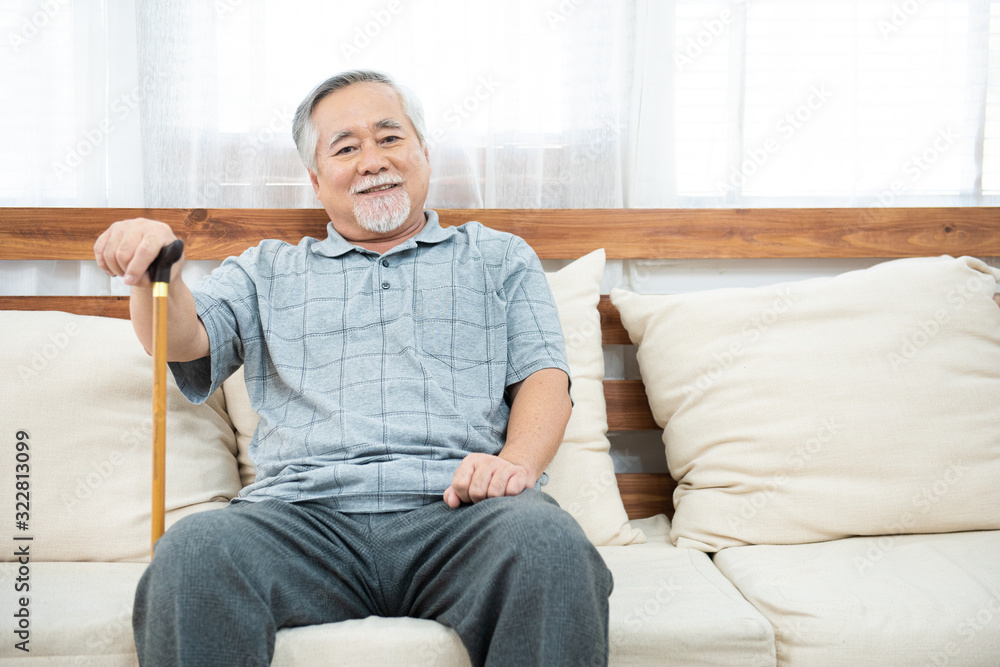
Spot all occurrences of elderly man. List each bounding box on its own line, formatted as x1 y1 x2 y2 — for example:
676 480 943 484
94 70 613 667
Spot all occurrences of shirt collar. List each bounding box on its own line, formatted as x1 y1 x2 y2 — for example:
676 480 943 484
311 210 454 258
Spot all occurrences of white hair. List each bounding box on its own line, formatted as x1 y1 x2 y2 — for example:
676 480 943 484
292 70 427 172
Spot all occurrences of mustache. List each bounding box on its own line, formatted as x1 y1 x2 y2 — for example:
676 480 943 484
350 173 404 194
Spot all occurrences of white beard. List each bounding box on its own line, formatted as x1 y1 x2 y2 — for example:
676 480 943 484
352 176 411 234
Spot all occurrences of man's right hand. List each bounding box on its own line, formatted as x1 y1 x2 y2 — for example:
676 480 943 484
94 218 183 288
93 218 209 361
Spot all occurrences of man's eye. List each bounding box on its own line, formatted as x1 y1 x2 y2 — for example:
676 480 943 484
382 135 401 144
336 146 355 155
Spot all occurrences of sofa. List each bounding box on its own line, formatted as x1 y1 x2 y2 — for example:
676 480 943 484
1 207 999 666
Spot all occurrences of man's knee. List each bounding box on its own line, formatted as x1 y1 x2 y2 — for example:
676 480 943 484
496 490 584 539
485 491 606 574
156 508 227 552
145 507 252 586
468 491 613 620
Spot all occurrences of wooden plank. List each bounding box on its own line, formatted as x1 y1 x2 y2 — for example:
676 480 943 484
454 208 1000 258
605 379 658 431
598 295 630 345
616 473 675 520
0 208 330 261
0 296 131 319
3 207 1000 260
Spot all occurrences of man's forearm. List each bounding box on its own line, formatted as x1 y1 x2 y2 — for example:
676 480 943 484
499 367 573 484
129 278 211 362
443 367 572 508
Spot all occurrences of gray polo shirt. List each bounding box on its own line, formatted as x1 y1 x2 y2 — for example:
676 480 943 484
169 210 569 512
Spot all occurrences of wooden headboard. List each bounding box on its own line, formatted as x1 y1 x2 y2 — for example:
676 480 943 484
2 207 999 520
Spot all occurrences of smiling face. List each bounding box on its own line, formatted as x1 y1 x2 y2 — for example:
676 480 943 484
308 82 431 244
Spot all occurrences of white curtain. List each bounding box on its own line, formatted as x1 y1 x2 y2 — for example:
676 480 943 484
4 0 1000 287
5 0 1000 298
8 0 998 211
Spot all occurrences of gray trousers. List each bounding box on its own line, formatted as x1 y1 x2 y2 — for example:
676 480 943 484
132 489 613 667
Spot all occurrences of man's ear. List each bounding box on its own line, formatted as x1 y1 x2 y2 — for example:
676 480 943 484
307 167 321 196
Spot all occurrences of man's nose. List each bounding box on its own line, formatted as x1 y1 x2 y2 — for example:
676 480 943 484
357 142 390 174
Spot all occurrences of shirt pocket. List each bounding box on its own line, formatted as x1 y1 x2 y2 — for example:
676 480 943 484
415 285 505 369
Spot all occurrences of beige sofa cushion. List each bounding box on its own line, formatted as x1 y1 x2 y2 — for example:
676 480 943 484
0 517 773 667
0 311 242 562
270 517 774 667
714 530 1000 666
221 365 259 489
543 249 643 545
598 516 776 667
272 617 470 667
224 249 644 546
0 562 146 663
611 256 1000 551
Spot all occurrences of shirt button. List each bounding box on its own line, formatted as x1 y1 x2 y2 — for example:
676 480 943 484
381 259 389 267
381 281 390 289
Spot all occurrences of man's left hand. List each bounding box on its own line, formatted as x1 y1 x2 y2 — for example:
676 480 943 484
443 453 536 508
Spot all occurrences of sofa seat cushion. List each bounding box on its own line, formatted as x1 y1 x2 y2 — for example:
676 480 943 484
713 530 1000 666
272 617 470 667
598 515 776 667
3 519 775 667
271 516 776 667
0 561 146 664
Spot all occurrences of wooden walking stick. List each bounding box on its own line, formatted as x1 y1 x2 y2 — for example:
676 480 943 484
147 239 185 558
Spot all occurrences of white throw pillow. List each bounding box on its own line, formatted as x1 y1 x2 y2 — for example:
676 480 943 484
543 249 644 545
0 311 242 562
223 249 644 546
223 365 261 489
611 256 1000 551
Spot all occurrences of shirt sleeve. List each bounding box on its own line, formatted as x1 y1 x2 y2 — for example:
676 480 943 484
501 237 571 388
168 247 262 404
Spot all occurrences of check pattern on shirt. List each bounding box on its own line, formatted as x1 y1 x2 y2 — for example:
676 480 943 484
169 211 569 512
